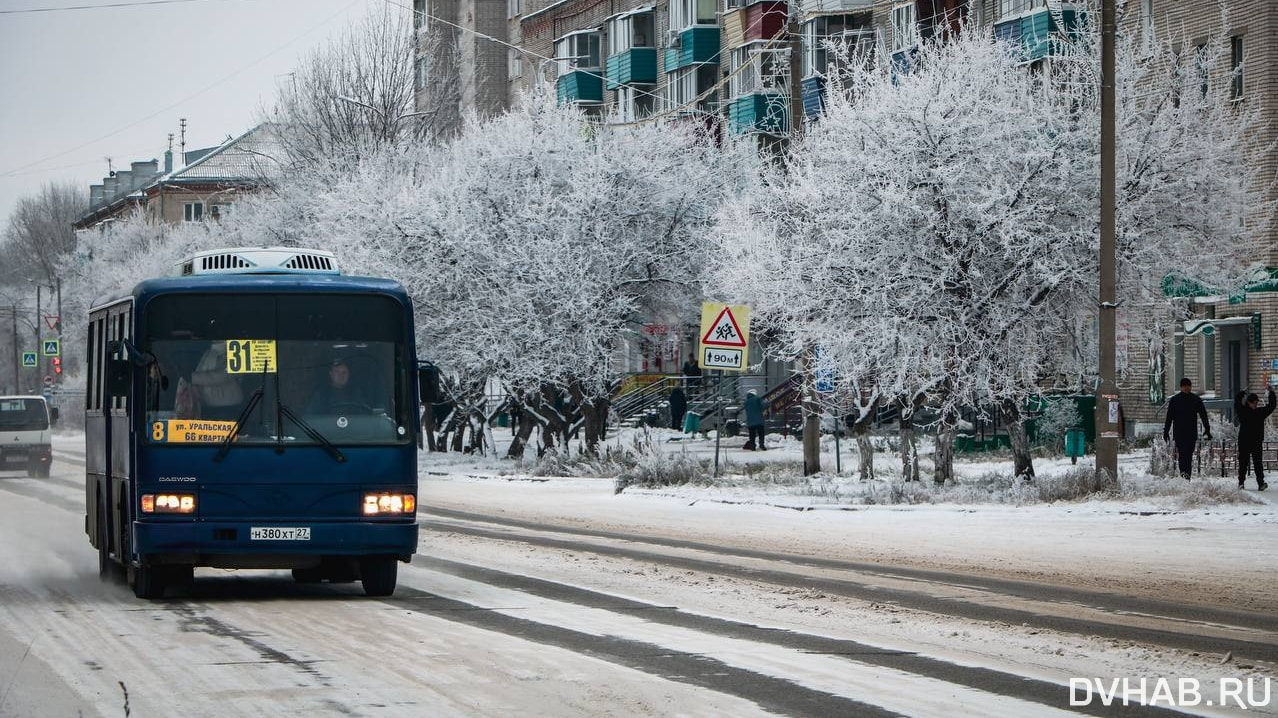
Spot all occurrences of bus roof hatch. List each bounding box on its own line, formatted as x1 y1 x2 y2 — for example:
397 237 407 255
177 247 340 277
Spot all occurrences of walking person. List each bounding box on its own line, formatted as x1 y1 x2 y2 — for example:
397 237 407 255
1234 387 1274 490
742 389 766 450
669 386 687 431
1163 378 1212 480
682 354 702 390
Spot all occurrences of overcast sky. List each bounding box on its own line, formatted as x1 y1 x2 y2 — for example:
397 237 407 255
0 0 383 228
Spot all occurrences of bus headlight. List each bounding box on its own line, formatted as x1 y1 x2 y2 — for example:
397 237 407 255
363 493 415 515
142 494 196 514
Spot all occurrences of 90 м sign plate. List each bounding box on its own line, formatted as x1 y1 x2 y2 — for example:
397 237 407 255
250 527 311 541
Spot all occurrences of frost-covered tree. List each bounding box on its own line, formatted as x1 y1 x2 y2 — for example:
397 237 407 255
294 96 753 456
262 6 453 173
710 12 1265 484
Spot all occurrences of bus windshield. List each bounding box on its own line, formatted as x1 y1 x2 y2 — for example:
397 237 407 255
0 398 48 431
142 294 411 447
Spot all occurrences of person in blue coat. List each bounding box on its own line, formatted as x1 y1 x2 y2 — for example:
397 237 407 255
743 389 766 450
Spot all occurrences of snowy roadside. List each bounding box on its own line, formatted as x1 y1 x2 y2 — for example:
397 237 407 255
419 427 1278 615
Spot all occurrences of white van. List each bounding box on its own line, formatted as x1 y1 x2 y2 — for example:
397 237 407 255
0 395 55 477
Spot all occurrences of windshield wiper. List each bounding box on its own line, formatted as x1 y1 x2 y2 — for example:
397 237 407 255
278 402 346 463
213 388 263 463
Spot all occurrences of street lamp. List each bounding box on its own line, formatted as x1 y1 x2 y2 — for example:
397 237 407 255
334 95 433 124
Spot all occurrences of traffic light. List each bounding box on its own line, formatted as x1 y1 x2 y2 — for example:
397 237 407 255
52 357 62 375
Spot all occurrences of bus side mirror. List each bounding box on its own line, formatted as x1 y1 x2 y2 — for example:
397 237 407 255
418 363 440 404
48 407 59 426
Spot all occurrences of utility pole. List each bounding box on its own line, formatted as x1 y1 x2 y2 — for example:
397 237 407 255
1095 0 1119 487
35 285 42 384
55 277 62 386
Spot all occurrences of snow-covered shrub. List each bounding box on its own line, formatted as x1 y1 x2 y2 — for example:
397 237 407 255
1118 475 1260 508
614 445 710 493
1032 468 1111 502
1035 401 1081 453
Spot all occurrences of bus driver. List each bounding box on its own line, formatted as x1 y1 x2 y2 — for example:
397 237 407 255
308 356 375 414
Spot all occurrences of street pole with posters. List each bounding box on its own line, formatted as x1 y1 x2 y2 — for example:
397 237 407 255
1095 0 1120 487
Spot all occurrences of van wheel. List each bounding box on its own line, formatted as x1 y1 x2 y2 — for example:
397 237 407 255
359 557 397 597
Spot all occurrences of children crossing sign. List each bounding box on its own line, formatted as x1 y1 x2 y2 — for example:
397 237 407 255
698 303 750 371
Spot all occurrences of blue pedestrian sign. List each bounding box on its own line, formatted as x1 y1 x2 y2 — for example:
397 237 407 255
42 339 60 357
21 352 36 367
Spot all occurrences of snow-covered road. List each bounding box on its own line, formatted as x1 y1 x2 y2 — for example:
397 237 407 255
0 434 1274 717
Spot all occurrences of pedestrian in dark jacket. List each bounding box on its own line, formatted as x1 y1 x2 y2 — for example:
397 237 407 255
1234 387 1274 490
669 386 687 431
743 389 766 450
1163 378 1211 480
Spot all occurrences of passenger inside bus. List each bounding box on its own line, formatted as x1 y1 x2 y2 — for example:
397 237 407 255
307 356 376 414
183 342 244 421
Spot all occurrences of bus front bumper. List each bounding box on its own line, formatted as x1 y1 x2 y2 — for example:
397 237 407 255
133 520 419 564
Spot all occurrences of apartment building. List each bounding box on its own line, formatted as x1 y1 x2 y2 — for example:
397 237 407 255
416 0 1278 435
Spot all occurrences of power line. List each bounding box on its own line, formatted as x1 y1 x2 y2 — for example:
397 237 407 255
0 0 248 14
0 0 364 179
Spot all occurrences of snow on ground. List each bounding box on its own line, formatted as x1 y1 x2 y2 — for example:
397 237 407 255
420 425 1278 615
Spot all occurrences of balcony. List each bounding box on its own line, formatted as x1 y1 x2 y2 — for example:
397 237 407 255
993 4 1081 61
721 1 787 48
606 48 658 89
556 70 603 105
663 27 721 71
797 0 871 15
800 75 825 119
728 93 788 135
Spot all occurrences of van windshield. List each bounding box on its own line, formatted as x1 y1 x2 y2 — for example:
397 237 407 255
0 398 49 431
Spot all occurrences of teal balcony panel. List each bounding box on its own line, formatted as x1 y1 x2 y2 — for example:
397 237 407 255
605 48 658 90
556 70 603 105
664 27 722 72
728 93 788 135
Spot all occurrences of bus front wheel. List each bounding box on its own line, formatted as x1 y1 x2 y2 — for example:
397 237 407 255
129 561 167 599
359 556 397 597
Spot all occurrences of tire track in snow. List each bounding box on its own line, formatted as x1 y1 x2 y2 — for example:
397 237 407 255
396 557 1183 718
422 509 1278 666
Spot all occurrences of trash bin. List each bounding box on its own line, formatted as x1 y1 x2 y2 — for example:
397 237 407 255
724 419 740 437
1065 427 1086 464
496 413 509 428
683 411 701 434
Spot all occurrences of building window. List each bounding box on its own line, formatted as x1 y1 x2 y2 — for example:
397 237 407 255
1230 35 1244 101
507 0 521 18
1140 0 1154 53
671 0 717 32
508 48 523 79
413 0 427 31
1195 43 1210 100
607 10 654 56
892 3 916 53
183 202 204 223
613 85 658 122
997 0 1045 18
555 31 601 76
209 203 229 220
802 15 874 78
416 56 429 90
1173 332 1185 391
665 64 718 113
730 43 787 98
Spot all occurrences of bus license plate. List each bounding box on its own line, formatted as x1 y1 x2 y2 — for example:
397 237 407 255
250 527 311 541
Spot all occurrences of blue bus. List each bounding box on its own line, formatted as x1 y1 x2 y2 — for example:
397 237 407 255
85 248 421 599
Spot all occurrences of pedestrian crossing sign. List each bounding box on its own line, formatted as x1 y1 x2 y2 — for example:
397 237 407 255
698 303 751 372
42 339 60 357
21 352 36 367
